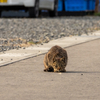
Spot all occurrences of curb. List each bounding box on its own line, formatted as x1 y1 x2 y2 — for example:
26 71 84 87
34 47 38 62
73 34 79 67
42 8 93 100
0 31 100 67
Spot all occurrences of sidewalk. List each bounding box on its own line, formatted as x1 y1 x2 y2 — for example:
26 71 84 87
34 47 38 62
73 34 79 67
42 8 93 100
0 36 100 100
0 30 100 67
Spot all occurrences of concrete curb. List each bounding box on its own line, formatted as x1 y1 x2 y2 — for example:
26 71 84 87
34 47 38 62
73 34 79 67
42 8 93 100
0 30 100 67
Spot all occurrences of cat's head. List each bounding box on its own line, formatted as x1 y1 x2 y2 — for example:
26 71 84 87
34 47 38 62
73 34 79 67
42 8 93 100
53 54 66 72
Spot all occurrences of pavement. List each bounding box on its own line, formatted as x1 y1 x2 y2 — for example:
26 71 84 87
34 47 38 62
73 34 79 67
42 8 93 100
0 34 100 100
0 30 100 67
0 31 100 100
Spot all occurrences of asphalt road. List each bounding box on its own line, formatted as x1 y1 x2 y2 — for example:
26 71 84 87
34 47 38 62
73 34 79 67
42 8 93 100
0 39 100 100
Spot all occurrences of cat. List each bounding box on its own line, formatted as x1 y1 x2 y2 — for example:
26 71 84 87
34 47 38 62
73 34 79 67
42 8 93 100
43 45 68 72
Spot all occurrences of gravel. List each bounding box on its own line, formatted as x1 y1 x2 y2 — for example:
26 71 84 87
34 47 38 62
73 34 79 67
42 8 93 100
0 16 100 52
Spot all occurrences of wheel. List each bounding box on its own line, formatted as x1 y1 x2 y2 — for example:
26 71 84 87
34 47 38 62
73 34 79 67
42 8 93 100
29 0 39 18
39 10 42 17
49 0 58 17
0 11 1 17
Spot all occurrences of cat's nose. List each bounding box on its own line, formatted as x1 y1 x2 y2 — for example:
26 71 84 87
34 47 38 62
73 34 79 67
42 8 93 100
57 58 60 61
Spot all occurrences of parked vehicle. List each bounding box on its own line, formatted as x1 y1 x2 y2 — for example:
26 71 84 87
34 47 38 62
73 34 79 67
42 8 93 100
39 0 58 17
0 0 58 17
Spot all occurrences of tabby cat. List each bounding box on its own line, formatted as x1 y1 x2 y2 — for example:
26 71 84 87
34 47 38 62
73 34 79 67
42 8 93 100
43 45 68 72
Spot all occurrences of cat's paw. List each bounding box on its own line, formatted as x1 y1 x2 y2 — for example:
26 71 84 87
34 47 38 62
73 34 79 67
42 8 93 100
60 69 66 72
44 67 54 72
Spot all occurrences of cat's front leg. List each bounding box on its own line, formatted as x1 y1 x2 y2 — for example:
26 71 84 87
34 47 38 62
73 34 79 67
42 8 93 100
60 68 66 72
44 67 54 72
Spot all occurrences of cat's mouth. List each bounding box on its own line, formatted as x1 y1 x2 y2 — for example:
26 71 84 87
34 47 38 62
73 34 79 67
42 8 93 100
54 67 66 72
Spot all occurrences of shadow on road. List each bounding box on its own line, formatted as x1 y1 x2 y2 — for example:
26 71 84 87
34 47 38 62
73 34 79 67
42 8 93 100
66 71 100 73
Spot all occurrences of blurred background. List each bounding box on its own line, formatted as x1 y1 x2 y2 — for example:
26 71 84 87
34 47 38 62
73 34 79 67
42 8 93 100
0 0 100 52
0 0 100 17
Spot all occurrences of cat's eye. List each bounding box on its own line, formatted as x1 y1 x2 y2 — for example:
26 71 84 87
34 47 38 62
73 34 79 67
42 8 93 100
53 60 56 62
62 58 64 61
61 58 65 62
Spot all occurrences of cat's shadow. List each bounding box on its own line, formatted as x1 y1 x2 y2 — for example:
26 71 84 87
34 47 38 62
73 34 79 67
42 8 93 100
43 71 100 74
64 71 100 74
